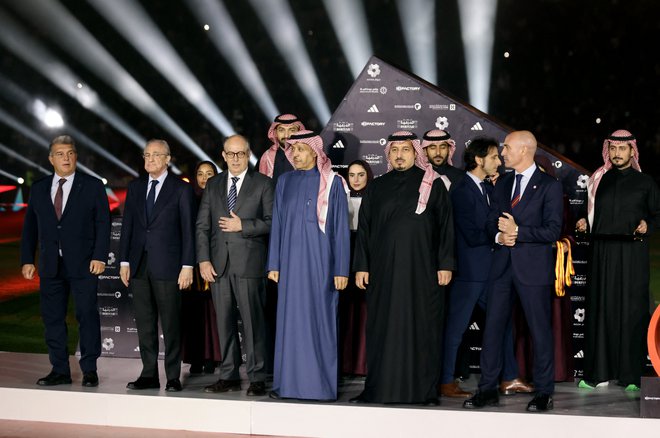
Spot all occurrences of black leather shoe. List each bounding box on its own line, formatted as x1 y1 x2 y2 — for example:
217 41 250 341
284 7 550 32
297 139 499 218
204 379 241 393
424 397 440 406
82 371 99 387
246 381 266 396
463 390 499 409
268 390 281 399
37 371 72 386
527 393 553 412
189 364 204 374
166 378 183 392
348 395 367 404
126 377 160 390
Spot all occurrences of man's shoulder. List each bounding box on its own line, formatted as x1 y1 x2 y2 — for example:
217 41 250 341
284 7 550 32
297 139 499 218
32 174 53 187
247 169 274 186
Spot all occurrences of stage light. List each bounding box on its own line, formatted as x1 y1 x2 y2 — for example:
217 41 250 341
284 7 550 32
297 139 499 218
396 0 436 84
17 177 25 185
0 143 50 176
596 118 601 124
88 0 235 137
33 100 65 129
203 24 210 31
320 0 373 78
101 178 108 185
504 52 510 58
247 0 332 123
8 1 214 166
457 0 498 112
185 0 279 120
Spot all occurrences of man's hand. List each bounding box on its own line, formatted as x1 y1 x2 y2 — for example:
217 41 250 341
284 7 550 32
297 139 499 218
576 218 588 233
22 264 36 280
120 265 130 287
635 219 648 234
199 261 217 283
498 232 517 247
334 276 348 291
219 211 242 232
268 271 279 283
89 260 105 276
498 212 518 235
437 270 452 286
489 172 500 185
178 266 194 290
355 271 369 290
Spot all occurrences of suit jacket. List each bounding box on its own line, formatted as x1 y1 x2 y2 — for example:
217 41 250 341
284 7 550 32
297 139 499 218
486 167 563 286
119 173 196 281
196 169 274 278
20 171 110 278
450 174 493 282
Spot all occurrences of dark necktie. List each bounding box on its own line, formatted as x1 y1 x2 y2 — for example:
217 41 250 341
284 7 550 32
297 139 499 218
54 178 66 220
479 181 490 206
227 176 239 212
146 180 158 221
511 174 523 208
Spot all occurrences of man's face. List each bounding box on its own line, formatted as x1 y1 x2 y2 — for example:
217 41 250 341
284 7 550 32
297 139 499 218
481 146 502 177
501 134 525 170
608 142 633 169
292 142 317 170
425 142 450 166
48 143 77 177
388 140 416 171
143 142 171 177
276 123 300 148
222 138 250 176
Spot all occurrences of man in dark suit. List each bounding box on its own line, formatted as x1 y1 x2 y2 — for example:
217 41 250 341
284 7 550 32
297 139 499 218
119 139 196 392
21 135 110 387
464 130 562 412
197 134 274 397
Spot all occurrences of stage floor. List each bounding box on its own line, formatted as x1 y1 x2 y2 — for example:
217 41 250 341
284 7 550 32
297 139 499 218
0 352 656 437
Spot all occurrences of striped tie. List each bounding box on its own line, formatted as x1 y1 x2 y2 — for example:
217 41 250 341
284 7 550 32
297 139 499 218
511 174 523 208
227 176 239 212
54 177 66 220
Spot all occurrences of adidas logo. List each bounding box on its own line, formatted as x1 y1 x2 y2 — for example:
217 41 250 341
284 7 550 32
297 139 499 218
333 140 345 149
469 322 480 330
471 122 483 131
574 350 584 358
368 104 379 113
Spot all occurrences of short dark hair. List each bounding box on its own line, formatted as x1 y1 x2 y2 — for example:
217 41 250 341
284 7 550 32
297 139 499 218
463 137 498 171
49 135 76 153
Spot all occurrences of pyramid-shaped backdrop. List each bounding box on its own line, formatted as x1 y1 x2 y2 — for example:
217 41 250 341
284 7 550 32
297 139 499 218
320 56 600 378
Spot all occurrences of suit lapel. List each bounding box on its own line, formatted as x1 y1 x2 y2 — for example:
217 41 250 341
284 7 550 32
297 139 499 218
501 172 515 213
234 171 252 213
218 173 229 214
467 177 489 210
513 168 542 216
148 174 173 223
60 172 83 221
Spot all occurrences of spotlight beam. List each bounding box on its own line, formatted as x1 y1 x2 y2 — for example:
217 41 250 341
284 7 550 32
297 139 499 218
0 142 50 175
88 0 235 136
320 0 373 78
457 0 498 112
8 0 214 165
0 168 22 183
0 107 103 180
248 0 332 123
395 0 436 84
65 127 139 178
184 0 279 120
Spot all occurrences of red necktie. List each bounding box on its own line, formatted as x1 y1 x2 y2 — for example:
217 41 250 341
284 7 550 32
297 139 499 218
54 178 66 220
511 174 523 209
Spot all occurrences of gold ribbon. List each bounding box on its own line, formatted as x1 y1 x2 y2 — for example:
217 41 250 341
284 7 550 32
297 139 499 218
554 238 575 297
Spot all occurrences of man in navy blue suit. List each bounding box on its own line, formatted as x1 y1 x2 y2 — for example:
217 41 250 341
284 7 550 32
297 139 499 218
464 131 562 412
21 135 110 387
119 139 196 392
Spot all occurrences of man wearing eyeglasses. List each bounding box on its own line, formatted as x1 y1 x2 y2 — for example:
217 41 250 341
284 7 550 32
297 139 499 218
21 135 110 388
196 134 274 397
119 139 196 392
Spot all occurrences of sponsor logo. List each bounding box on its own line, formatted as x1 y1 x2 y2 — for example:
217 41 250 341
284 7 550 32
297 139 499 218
572 274 586 286
359 139 381 144
111 231 121 239
429 104 450 110
380 86 387 94
465 140 472 147
367 104 379 113
396 85 421 92
333 140 345 149
397 119 418 130
107 252 116 266
111 221 122 227
435 116 449 130
573 332 584 339
577 174 589 189
332 164 348 169
115 291 122 298
394 104 416 110
359 87 380 94
471 122 484 131
367 63 381 78
98 275 120 280
102 338 115 351
469 346 482 351
574 308 585 322
134 346 140 352
363 154 384 165
469 322 480 330
361 121 386 127
569 199 585 205
115 326 121 332
554 160 563 168
100 326 117 332
574 350 584 358
379 138 387 146
414 103 421 111
570 295 586 302
450 104 456 111
126 327 138 333
333 121 354 132
99 306 119 317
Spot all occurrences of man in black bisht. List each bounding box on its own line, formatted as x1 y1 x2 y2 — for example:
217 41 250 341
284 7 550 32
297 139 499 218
422 129 464 188
351 131 455 405
576 129 660 391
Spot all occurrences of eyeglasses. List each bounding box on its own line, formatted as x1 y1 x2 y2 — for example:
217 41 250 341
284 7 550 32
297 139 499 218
224 151 247 159
51 150 76 159
142 152 170 160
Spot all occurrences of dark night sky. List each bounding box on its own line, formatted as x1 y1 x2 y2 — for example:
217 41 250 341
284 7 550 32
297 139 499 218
0 0 658 187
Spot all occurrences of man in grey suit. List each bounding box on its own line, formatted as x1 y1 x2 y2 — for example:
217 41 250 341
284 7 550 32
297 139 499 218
197 134 274 396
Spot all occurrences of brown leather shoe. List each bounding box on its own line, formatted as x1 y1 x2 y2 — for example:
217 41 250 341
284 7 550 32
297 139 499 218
499 378 534 395
440 382 473 398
